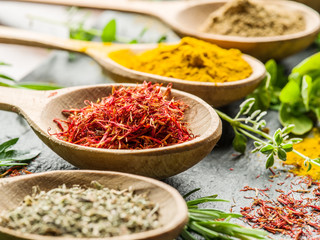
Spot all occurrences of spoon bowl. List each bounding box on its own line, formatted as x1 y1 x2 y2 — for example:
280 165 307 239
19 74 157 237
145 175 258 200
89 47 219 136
0 84 222 179
0 25 266 107
7 0 320 61
0 170 188 240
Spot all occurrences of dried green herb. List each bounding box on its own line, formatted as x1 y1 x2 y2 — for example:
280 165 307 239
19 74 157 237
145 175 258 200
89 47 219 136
0 181 160 237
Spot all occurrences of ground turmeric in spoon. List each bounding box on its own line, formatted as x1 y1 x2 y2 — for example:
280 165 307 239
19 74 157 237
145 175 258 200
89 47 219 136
109 37 252 83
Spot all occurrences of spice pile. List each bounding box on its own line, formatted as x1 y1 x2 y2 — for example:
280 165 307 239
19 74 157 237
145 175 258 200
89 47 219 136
0 181 160 237
285 128 320 180
240 176 320 239
201 0 305 37
53 82 195 149
109 37 252 83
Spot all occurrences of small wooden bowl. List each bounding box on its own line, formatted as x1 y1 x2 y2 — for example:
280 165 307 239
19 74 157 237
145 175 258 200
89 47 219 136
0 170 188 240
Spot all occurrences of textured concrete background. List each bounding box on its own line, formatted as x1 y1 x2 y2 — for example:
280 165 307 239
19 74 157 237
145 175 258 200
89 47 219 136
0 2 319 239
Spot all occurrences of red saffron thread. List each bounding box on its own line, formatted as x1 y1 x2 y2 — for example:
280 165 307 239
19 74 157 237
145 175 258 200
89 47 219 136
52 82 195 149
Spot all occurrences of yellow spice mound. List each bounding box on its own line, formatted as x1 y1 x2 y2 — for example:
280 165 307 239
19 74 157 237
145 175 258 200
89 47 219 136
109 37 252 83
285 128 320 180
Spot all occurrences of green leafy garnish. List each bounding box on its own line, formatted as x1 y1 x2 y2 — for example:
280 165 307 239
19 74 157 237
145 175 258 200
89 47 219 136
101 19 116 42
180 189 269 240
216 98 320 170
0 138 40 167
248 53 320 135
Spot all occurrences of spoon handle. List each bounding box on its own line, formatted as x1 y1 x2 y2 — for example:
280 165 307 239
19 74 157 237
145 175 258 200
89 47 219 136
4 0 185 19
0 26 89 53
0 86 47 115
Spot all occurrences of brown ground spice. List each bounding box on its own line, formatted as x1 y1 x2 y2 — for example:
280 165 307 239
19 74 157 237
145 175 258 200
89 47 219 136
201 0 305 37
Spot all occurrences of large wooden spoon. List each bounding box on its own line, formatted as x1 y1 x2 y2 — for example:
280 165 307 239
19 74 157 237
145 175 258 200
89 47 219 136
0 25 266 107
0 83 222 179
5 0 320 60
0 170 188 240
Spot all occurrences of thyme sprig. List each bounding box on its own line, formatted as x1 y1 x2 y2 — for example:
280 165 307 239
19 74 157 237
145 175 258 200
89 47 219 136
216 98 320 170
180 189 269 240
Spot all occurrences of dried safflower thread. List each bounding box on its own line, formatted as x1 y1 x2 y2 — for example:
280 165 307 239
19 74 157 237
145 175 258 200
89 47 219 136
0 182 160 237
52 82 195 149
240 177 320 239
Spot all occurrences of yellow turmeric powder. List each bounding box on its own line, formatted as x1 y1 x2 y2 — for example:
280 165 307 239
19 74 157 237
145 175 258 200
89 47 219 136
285 128 320 180
109 37 252 83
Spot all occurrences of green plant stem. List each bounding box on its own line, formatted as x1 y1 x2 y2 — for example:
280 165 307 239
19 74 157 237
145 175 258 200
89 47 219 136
237 128 265 144
216 109 272 140
292 149 310 161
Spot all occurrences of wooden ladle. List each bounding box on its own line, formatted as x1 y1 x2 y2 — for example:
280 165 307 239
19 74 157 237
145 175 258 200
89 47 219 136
0 170 188 240
0 83 222 179
0 25 266 107
5 0 320 60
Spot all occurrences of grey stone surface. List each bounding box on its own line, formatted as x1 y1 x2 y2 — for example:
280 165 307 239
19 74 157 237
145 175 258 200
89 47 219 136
1 7 319 239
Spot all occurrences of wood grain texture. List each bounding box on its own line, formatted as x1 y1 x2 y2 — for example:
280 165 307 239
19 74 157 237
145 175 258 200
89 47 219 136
0 170 188 240
0 25 266 107
0 84 222 179
4 0 320 61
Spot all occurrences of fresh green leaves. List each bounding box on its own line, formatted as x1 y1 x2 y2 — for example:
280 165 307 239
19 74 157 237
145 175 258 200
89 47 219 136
180 189 269 240
250 54 320 135
216 98 319 170
0 138 40 167
101 19 116 42
278 53 320 135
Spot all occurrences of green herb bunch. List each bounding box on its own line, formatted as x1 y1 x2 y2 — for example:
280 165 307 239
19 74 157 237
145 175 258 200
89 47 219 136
180 189 269 240
0 138 40 168
216 98 320 170
248 53 320 135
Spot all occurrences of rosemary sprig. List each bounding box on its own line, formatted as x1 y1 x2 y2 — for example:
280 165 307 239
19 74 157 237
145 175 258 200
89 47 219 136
216 98 320 170
180 189 269 240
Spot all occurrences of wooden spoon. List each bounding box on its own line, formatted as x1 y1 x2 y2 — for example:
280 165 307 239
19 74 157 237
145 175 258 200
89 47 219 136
6 0 320 61
0 25 266 107
0 83 222 179
0 170 188 240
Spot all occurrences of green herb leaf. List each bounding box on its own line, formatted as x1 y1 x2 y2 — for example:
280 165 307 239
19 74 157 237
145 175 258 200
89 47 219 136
260 144 273 155
0 138 40 167
16 82 62 90
301 75 312 111
279 80 301 104
279 104 313 135
277 148 287 161
265 154 274 169
238 98 255 116
292 52 320 75
101 19 116 42
157 35 167 43
281 143 293 152
0 138 19 153
232 130 247 154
